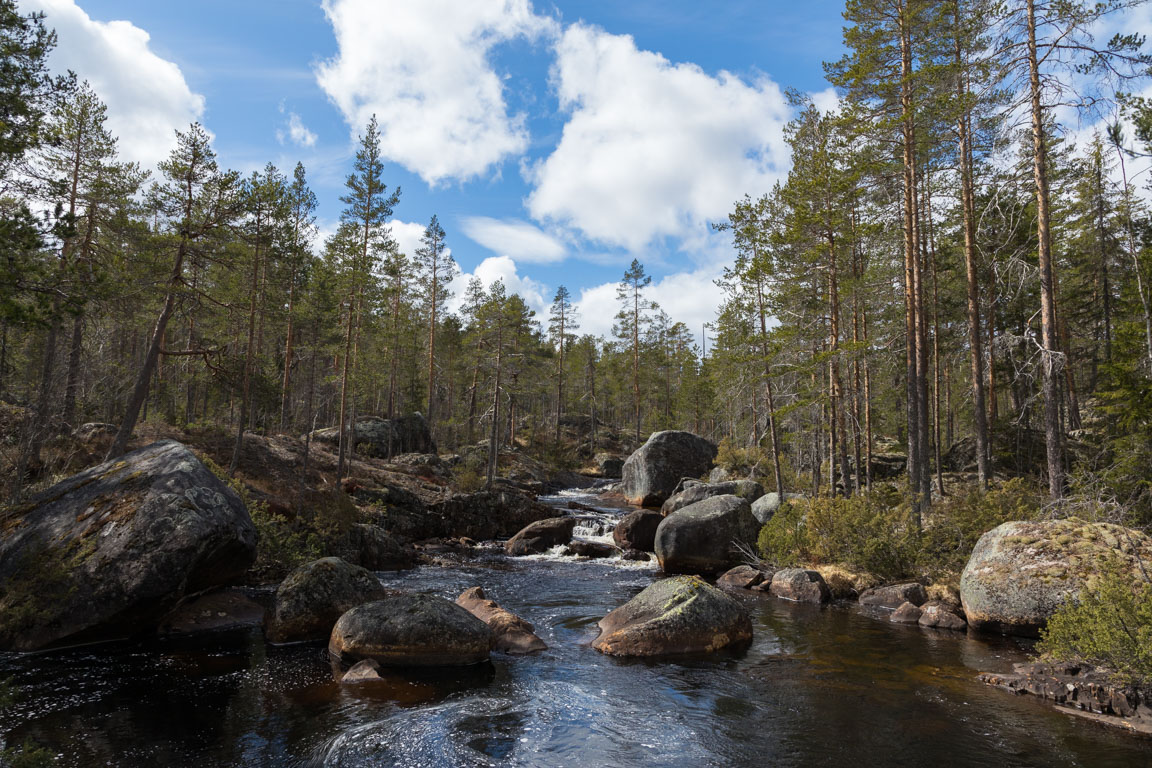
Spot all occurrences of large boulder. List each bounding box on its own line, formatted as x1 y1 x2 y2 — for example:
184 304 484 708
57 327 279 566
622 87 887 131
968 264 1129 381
0 440 257 652
311 413 436 458
593 575 752 656
505 517 576 556
769 568 831 603
338 524 415 571
612 509 663 552
328 594 492 667
654 495 759 575
750 492 805 525
265 557 388 644
620 431 718 507
960 519 1152 636
456 586 546 654
660 480 766 516
594 453 624 479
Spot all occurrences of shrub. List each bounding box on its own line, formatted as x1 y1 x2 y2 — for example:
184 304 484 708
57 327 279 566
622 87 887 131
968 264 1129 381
757 486 918 580
919 478 1044 578
1037 568 1152 686
0 740 53 768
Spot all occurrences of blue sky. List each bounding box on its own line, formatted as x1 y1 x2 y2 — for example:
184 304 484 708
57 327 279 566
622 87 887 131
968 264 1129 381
22 0 848 337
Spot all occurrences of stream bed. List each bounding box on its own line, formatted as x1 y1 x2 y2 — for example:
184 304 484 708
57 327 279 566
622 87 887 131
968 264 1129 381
2 489 1150 766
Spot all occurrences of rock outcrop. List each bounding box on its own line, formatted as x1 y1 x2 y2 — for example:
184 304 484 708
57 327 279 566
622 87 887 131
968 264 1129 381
980 662 1152 733
312 413 436 458
620 431 717 507
595 453 624 479
660 480 766 516
0 440 257 651
612 509 663 552
504 517 576 555
265 557 388 644
769 568 831 604
366 487 555 542
328 594 492 667
960 519 1152 636
456 586 546 654
654 495 759 575
593 575 752 656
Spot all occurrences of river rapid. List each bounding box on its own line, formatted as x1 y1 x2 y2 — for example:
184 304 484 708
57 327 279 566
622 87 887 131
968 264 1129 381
1 489 1149 767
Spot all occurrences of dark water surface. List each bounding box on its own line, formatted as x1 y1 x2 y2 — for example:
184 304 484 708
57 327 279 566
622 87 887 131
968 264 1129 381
2 490 1150 767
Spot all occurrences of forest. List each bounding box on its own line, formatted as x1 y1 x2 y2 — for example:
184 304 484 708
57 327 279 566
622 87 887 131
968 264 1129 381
2 0 1152 761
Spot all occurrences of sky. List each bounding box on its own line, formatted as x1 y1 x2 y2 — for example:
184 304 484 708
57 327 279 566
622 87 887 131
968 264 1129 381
18 0 852 339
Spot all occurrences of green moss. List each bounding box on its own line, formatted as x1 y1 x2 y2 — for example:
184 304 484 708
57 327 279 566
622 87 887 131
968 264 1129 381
0 538 90 639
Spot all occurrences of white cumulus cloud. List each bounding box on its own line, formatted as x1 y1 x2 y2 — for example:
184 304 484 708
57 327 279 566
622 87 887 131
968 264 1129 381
461 216 566 263
278 111 317 148
447 255 549 319
20 0 206 169
317 0 555 185
526 23 792 252
574 263 728 340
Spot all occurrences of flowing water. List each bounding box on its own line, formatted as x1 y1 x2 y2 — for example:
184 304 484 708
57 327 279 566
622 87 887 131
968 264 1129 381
2 489 1150 767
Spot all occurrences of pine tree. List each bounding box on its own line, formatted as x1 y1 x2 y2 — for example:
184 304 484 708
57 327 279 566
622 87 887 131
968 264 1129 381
549 285 579 440
414 214 456 433
615 259 652 442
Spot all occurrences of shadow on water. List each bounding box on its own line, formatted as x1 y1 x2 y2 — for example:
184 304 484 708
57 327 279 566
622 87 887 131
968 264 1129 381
2 490 1150 766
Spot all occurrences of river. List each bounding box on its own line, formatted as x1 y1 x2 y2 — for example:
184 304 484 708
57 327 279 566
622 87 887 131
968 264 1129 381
1 489 1149 766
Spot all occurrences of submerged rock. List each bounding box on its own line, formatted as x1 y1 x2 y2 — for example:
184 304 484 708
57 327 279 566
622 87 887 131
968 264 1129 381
859 583 928 610
505 517 576 556
0 440 257 652
654 495 759 575
341 658 383 683
769 569 831 604
329 594 492 667
265 557 388 644
456 586 547 654
612 509 663 552
620 431 718 507
660 480 766 516
159 589 265 636
960 519 1152 636
593 575 752 656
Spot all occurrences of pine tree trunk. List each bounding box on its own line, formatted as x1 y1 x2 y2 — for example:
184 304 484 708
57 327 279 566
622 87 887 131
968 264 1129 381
1027 0 1064 499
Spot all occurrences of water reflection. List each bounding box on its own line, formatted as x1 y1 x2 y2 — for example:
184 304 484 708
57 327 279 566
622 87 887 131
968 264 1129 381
1 491 1150 767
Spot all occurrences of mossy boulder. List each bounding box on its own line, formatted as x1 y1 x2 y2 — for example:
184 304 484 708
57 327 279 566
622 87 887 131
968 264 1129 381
654 495 759 575
660 480 766 516
620 431 718 507
593 575 752 656
265 557 388 644
328 594 492 667
959 519 1152 636
0 440 257 651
